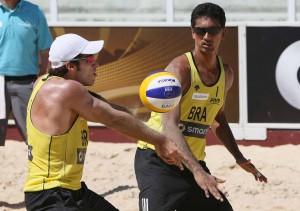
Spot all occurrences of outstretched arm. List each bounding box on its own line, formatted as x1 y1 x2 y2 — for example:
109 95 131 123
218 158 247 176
162 55 225 201
212 111 267 183
213 111 245 162
213 64 267 183
66 82 183 168
161 105 225 201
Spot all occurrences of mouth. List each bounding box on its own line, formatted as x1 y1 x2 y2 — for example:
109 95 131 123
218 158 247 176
201 42 213 51
202 41 212 47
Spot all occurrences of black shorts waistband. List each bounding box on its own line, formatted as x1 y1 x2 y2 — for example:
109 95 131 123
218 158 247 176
5 75 37 81
136 148 209 173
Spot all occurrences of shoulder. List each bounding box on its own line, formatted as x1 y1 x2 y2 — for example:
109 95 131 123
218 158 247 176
222 63 234 91
165 54 190 82
56 79 87 99
223 63 233 77
165 54 191 93
22 1 38 10
166 54 189 71
22 1 44 15
40 78 87 104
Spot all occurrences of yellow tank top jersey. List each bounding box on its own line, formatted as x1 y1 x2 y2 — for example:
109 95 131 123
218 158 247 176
24 75 89 192
137 52 225 160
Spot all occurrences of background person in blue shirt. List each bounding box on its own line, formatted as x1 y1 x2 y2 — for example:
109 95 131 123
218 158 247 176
0 0 52 145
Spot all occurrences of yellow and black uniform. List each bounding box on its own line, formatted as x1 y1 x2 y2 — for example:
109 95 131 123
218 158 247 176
24 75 118 211
138 52 225 160
135 52 233 211
24 75 89 192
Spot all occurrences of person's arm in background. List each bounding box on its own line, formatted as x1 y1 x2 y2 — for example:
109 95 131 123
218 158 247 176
162 55 225 201
38 49 50 76
212 64 267 183
36 5 52 76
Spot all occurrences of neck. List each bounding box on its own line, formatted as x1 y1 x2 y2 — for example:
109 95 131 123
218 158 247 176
193 49 217 71
2 0 20 9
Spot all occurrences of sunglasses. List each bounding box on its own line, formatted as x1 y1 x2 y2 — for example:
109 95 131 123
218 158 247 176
193 27 222 36
69 55 96 65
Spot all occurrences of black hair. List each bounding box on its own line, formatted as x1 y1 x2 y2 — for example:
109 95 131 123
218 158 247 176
191 2 226 28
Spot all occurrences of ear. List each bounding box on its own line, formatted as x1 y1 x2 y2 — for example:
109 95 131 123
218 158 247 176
221 28 225 40
65 62 77 71
191 27 196 40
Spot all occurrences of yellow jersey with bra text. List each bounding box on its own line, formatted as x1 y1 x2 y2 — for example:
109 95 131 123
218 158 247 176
24 75 89 192
137 52 225 160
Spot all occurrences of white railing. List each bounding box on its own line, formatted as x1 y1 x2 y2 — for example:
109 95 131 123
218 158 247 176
30 0 300 24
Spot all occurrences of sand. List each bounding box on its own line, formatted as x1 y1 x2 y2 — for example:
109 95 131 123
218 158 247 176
0 140 299 211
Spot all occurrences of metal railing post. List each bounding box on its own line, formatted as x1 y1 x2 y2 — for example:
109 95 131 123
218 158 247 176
166 0 174 23
49 0 58 22
288 0 296 22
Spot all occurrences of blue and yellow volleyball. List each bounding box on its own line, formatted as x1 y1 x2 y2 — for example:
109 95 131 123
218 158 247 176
139 71 182 113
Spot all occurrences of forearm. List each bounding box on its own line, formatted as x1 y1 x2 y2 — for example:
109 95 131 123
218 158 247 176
164 125 204 173
106 111 165 145
215 122 245 161
39 50 49 76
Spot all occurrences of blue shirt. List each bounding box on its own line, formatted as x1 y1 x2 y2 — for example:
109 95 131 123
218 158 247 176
0 0 53 76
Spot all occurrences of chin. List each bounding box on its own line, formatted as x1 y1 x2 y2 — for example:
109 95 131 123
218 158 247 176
82 80 94 86
200 48 214 54
89 79 96 86
86 82 94 86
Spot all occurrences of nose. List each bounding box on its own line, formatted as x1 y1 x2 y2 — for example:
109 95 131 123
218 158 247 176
203 32 213 42
203 32 211 38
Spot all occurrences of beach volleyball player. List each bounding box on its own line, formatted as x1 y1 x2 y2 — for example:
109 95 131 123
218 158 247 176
23 33 185 211
135 3 267 211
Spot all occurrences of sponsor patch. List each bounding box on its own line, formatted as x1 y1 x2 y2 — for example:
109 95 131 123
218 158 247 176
81 129 88 146
28 145 33 161
77 148 87 164
192 93 209 101
178 121 209 138
209 97 221 104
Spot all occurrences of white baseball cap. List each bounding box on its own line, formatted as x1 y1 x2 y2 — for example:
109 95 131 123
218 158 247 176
49 33 104 68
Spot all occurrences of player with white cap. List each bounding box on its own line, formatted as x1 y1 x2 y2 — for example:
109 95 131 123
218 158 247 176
23 33 184 211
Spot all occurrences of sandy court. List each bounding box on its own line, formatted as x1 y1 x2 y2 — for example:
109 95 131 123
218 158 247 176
0 140 300 211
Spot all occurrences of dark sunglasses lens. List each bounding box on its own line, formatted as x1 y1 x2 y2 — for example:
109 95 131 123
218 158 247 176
194 27 221 36
194 28 206 36
207 27 221 35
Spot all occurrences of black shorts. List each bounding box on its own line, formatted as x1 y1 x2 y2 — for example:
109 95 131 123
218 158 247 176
25 182 119 211
134 148 233 211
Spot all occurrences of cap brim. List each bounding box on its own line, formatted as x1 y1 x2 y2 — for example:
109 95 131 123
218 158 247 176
81 40 104 55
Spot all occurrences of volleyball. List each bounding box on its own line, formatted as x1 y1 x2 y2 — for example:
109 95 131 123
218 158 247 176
139 71 182 113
